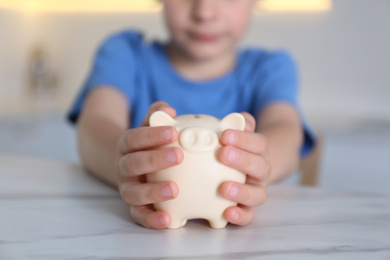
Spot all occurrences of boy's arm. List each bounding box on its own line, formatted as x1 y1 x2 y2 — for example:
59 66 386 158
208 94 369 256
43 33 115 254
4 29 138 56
76 88 183 228
77 86 129 187
257 102 303 183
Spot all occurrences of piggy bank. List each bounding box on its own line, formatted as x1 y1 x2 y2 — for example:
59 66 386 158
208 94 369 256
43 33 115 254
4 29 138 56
148 111 246 229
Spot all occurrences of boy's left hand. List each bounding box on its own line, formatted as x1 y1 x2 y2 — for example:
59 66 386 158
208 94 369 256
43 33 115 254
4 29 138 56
219 112 270 226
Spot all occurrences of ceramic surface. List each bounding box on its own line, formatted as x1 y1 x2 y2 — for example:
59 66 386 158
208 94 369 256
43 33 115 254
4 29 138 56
1 155 389 259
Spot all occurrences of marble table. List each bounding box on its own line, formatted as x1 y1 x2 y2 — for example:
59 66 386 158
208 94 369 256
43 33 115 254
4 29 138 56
1 155 390 259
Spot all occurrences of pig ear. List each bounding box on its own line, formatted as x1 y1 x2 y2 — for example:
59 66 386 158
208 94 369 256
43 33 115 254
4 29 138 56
220 113 245 131
149 111 176 127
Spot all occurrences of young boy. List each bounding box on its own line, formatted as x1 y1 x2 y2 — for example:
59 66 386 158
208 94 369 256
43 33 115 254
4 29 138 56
68 0 314 229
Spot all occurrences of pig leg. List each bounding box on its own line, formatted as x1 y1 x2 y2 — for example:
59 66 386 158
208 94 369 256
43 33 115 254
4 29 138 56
208 219 228 229
168 218 188 229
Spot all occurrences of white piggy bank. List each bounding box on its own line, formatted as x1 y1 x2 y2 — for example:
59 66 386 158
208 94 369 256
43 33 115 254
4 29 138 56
148 111 246 229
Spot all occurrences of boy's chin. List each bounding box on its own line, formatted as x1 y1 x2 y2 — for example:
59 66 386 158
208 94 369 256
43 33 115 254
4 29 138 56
185 47 230 62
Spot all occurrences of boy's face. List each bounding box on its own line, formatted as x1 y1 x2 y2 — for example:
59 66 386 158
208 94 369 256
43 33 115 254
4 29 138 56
162 0 255 61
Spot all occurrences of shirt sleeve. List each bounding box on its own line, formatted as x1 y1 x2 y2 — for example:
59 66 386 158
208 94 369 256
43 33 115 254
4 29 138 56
253 51 298 113
67 31 142 124
253 51 315 157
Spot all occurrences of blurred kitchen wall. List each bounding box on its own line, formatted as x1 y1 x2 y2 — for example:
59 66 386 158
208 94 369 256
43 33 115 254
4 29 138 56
0 10 37 99
1 0 389 124
247 0 390 125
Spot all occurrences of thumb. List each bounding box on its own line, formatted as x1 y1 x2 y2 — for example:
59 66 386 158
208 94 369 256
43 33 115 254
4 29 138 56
240 112 256 132
140 101 177 127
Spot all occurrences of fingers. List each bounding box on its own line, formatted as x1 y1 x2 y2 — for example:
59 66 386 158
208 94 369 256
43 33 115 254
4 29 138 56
118 126 178 154
118 100 179 155
219 146 270 182
119 101 178 229
118 147 184 177
120 181 179 206
220 181 267 207
224 205 255 226
130 205 171 229
121 180 179 229
141 101 177 127
220 129 268 156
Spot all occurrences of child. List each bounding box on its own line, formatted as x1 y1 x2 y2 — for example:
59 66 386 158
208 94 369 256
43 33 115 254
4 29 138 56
68 0 314 229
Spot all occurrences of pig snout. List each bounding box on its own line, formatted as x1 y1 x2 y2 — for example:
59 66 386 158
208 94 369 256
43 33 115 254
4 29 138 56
179 127 219 152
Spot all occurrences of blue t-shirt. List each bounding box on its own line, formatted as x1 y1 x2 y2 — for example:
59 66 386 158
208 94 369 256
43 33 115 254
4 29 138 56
68 30 314 156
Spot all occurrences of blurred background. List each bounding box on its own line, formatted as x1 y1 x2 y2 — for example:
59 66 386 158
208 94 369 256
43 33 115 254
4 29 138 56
0 0 389 194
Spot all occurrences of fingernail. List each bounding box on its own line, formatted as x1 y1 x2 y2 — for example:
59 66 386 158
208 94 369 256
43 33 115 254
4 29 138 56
158 216 166 226
162 128 172 141
231 211 239 221
228 132 237 144
228 184 239 198
166 150 177 163
226 148 237 162
162 184 172 198
245 120 253 131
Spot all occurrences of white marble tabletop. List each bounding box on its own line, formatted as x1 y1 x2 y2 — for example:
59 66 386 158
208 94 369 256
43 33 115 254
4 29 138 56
1 154 390 260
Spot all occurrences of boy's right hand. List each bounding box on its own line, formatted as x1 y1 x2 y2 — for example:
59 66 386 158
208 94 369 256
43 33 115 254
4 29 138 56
115 102 183 229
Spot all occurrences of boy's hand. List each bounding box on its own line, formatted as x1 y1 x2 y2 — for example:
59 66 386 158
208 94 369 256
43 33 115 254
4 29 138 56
115 102 184 229
219 113 270 226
